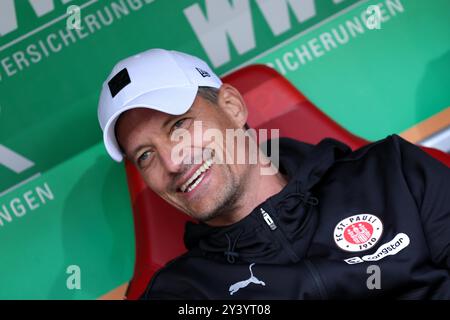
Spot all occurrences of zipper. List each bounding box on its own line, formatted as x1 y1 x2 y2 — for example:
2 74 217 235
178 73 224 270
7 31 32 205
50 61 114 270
261 208 277 230
304 260 328 300
259 207 300 263
260 205 328 299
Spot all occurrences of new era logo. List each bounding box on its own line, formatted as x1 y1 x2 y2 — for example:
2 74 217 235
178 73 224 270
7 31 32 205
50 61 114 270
196 67 210 78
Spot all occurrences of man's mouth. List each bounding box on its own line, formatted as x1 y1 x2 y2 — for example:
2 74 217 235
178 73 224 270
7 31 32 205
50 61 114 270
179 158 213 193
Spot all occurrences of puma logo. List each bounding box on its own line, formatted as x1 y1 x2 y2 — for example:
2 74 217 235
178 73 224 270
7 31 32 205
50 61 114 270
228 263 265 296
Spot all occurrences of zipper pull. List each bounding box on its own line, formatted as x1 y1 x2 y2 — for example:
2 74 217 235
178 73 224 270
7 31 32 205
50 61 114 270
260 208 277 230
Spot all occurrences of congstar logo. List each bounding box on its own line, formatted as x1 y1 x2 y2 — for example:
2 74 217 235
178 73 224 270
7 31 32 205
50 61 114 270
0 0 81 37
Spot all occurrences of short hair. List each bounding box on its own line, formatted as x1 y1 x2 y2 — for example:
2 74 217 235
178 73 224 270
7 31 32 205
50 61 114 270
198 86 250 130
197 86 220 105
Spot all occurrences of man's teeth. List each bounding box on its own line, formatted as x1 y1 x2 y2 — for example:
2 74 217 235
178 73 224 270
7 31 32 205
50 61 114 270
180 159 213 193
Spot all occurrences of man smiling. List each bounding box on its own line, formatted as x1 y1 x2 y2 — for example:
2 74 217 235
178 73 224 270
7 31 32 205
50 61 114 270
98 49 450 299
99 49 286 226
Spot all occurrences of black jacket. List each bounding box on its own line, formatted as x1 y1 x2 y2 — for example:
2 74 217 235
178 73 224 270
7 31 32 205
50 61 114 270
140 134 450 299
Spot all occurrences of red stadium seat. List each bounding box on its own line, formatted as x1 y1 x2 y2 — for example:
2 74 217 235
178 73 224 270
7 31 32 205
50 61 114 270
124 65 450 299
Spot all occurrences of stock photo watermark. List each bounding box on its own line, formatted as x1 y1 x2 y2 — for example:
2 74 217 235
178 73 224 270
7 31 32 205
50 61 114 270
167 121 280 176
66 265 81 290
366 265 381 290
66 5 81 30
365 5 383 30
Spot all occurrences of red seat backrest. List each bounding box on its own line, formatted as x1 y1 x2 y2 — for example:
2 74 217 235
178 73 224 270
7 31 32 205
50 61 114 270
124 65 449 299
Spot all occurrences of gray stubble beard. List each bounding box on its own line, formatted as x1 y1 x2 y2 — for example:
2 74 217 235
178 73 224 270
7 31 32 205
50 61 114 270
196 167 244 224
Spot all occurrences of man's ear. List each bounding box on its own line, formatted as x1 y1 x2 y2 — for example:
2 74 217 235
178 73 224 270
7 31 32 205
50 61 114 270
217 84 248 129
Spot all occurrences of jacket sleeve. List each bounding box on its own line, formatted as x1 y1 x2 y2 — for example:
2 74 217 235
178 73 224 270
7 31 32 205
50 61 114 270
139 289 189 300
138 264 206 300
393 134 450 269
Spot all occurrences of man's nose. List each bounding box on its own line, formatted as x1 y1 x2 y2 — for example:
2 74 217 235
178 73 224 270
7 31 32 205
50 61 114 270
157 145 184 173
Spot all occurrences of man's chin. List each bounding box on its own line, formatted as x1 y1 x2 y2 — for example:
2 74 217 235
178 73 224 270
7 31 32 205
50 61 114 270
177 183 240 223
184 203 228 223
191 201 238 224
189 208 221 223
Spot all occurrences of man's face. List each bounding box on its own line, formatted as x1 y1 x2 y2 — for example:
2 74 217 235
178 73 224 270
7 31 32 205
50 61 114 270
115 87 251 224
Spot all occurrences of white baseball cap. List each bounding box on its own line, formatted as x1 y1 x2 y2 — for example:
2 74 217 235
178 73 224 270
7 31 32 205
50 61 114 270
98 48 222 162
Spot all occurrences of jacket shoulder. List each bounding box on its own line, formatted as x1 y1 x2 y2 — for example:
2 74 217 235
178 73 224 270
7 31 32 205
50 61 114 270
339 134 406 164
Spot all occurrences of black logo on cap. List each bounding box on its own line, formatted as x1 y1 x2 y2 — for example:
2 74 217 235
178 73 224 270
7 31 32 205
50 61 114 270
108 68 131 98
196 67 211 78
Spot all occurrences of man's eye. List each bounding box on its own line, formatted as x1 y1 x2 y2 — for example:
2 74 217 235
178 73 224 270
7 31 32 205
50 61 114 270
172 118 186 130
138 151 152 163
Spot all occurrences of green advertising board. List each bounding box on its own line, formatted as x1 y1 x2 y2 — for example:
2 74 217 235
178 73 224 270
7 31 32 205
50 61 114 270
1 0 449 299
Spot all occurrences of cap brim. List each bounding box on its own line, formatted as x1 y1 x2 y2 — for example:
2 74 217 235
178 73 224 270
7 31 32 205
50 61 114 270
103 86 198 162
